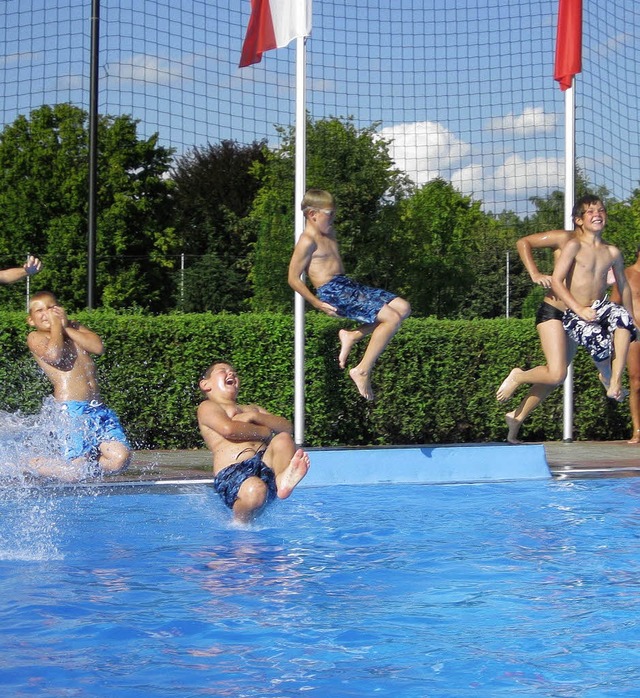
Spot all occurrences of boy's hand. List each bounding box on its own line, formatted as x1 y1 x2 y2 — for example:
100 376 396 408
578 306 597 322
50 305 69 328
317 301 339 317
24 256 42 276
531 272 552 288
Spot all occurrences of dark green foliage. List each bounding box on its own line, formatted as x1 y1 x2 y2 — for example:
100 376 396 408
170 140 268 312
0 104 178 311
0 312 630 449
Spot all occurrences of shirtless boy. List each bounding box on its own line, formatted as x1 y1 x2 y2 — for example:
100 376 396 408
197 361 310 522
288 189 411 400
26 291 131 481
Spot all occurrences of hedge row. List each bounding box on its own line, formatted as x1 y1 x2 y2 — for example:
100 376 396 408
0 311 631 448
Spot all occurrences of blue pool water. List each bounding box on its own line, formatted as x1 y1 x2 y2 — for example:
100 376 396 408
0 478 639 697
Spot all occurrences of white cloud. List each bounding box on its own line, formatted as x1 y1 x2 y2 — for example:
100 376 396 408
488 106 558 137
378 121 470 185
492 154 564 194
451 154 564 213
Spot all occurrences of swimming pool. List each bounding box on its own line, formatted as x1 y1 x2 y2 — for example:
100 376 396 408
0 478 638 696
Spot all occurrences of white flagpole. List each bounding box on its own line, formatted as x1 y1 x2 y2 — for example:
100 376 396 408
293 33 307 446
562 79 575 442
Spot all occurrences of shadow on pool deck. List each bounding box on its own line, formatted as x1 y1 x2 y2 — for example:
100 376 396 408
118 441 640 484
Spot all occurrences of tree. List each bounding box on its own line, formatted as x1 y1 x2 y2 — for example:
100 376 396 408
0 104 178 311
170 139 268 312
390 179 514 318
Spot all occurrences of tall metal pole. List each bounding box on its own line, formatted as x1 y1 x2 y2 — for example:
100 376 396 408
562 81 576 442
87 0 100 309
505 250 510 319
293 35 307 446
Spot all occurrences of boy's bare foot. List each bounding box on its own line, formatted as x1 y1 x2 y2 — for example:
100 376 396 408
496 368 522 402
628 429 640 444
338 329 356 369
349 367 374 400
606 381 626 402
505 412 523 444
600 374 628 401
276 449 310 499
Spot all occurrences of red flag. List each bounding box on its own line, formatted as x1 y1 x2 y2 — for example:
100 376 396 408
239 0 311 68
554 0 582 90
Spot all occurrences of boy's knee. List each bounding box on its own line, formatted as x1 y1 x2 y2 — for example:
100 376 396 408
99 443 131 474
549 368 568 385
392 297 411 320
237 477 268 509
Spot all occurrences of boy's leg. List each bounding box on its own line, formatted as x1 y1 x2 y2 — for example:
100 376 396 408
264 433 310 499
339 297 411 369
627 341 640 442
607 327 632 401
350 297 411 400
497 319 570 402
233 477 271 522
505 384 555 444
504 334 577 443
339 323 375 368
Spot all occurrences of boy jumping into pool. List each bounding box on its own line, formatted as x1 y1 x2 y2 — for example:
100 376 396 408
288 189 411 401
26 291 131 481
197 361 310 522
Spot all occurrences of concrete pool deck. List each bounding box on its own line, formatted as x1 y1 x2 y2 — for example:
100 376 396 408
110 440 640 486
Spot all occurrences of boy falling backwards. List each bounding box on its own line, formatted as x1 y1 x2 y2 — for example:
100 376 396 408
198 361 310 523
288 189 411 400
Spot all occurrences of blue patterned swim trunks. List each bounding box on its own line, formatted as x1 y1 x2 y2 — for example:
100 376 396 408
60 400 130 463
316 275 397 324
562 299 637 361
213 451 277 510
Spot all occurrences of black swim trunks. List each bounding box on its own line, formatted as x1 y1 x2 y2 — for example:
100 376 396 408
535 301 565 326
213 451 277 510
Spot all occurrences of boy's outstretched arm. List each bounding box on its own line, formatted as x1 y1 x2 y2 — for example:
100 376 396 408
0 255 42 285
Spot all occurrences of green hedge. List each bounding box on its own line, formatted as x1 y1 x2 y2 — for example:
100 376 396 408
0 311 630 448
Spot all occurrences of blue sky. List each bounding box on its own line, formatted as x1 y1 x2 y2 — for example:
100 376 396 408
0 0 638 217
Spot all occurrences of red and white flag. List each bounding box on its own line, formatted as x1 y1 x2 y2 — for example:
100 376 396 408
239 0 311 68
554 0 582 90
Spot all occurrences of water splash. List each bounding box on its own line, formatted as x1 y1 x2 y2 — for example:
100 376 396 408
0 397 88 483
0 398 75 560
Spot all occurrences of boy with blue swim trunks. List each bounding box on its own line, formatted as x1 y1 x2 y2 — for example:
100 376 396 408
197 361 310 522
288 189 411 400
26 291 131 481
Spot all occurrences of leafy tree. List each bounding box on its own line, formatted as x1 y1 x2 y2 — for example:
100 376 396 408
170 139 268 312
390 179 514 318
0 104 177 311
